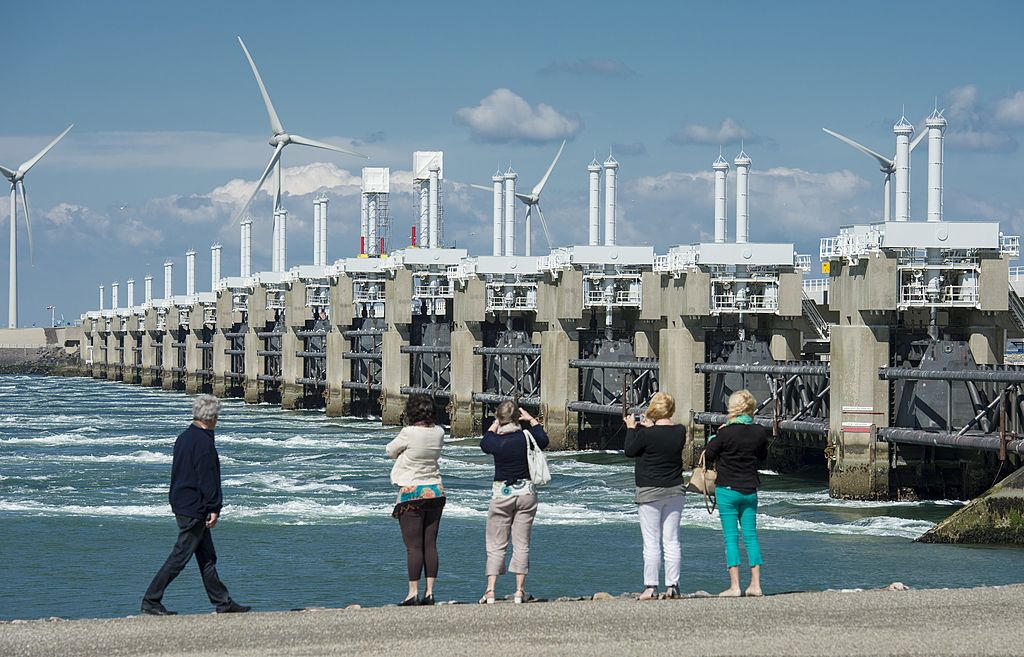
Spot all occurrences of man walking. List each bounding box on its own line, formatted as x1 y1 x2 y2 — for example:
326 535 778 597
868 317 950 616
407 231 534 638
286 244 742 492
141 394 250 615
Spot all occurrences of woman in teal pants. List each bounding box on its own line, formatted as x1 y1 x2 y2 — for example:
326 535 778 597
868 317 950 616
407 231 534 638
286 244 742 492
704 389 769 597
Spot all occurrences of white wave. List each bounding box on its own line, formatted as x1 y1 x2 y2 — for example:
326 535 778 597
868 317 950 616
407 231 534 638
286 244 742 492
221 473 356 494
758 489 960 509
42 450 174 465
0 500 170 517
0 433 171 447
758 469 781 476
213 434 372 451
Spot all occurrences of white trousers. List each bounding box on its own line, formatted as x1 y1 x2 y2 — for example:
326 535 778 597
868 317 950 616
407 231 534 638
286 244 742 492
637 495 684 587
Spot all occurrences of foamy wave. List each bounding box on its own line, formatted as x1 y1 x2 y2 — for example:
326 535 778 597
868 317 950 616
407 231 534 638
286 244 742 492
759 489 960 509
0 434 170 447
222 473 356 494
214 434 372 451
36 450 175 465
0 501 170 517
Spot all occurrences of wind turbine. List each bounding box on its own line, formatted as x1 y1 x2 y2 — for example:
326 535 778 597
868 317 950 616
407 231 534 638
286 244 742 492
822 124 926 222
231 36 367 228
1 124 73 328
472 139 566 253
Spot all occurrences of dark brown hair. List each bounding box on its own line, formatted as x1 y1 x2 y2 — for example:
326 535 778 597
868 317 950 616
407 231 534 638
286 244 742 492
404 394 436 426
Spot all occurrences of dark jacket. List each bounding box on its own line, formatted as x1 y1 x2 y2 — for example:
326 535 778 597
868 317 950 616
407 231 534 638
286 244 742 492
624 424 686 488
480 424 550 483
169 423 223 519
704 422 769 495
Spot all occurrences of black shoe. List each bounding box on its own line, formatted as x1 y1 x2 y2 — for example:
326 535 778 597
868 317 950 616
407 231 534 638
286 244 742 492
419 594 435 606
665 585 680 599
216 601 251 613
399 596 419 606
140 603 177 616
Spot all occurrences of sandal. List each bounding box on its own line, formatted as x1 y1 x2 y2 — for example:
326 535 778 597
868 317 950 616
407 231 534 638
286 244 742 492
479 590 495 605
638 586 658 601
514 590 527 604
665 584 680 599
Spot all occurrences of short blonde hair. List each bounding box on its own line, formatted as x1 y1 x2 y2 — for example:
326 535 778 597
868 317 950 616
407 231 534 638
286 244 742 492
727 389 756 422
645 392 675 421
495 400 520 425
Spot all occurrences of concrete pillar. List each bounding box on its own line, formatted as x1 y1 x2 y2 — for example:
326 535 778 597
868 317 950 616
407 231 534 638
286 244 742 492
244 288 267 404
969 325 1005 366
91 329 105 378
327 272 355 417
280 329 302 409
540 322 578 450
141 329 158 386
828 323 892 499
633 328 660 358
106 328 120 381
212 330 228 397
381 325 410 425
161 322 176 391
184 314 201 396
769 328 801 361
659 324 705 465
449 325 482 437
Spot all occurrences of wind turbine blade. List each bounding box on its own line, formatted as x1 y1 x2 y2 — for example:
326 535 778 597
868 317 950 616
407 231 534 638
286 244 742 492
532 139 566 197
910 129 928 152
536 203 554 251
17 124 73 175
468 183 494 193
17 181 33 265
0 164 15 180
237 37 285 135
288 134 367 159
514 192 533 203
822 128 893 169
232 144 284 224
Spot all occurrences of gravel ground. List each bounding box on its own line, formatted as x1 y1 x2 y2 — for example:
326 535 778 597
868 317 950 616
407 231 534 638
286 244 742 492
2 584 1022 657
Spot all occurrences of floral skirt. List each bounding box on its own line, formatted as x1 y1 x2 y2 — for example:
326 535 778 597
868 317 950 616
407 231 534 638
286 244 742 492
392 483 446 518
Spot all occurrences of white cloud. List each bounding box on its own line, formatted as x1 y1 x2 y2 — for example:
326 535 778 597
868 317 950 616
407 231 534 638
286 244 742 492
943 85 1019 153
995 91 1024 126
454 89 581 144
668 118 756 146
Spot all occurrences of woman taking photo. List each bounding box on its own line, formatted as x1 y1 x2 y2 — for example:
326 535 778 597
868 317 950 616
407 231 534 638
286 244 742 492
479 400 549 604
385 394 446 606
623 392 686 600
704 389 769 597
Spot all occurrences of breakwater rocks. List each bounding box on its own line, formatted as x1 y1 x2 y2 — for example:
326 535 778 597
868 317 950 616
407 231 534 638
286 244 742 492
0 346 80 376
919 466 1024 544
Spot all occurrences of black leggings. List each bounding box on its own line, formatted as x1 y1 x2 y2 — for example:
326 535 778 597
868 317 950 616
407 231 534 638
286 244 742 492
398 505 443 580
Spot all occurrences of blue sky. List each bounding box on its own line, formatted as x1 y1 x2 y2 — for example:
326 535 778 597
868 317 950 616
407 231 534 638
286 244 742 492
2 1 1024 325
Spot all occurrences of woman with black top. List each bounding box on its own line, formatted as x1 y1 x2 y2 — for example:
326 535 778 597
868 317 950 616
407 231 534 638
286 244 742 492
703 389 769 597
478 400 549 604
623 392 686 600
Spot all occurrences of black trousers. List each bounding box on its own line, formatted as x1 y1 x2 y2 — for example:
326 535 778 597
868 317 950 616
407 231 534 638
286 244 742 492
143 514 232 609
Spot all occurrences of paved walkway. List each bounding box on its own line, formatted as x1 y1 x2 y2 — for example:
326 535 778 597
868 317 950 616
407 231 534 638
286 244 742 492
3 584 1021 656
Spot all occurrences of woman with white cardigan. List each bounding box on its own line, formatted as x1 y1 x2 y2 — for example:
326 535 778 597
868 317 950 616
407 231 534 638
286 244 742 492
385 394 446 606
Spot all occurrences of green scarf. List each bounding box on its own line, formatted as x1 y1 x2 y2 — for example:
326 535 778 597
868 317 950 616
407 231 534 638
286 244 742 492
708 414 753 442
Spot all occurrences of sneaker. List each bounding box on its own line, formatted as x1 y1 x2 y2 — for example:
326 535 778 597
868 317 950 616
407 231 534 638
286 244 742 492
216 601 251 613
140 603 177 616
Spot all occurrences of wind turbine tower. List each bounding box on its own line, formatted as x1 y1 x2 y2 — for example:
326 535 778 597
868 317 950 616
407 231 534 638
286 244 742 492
0 124 73 327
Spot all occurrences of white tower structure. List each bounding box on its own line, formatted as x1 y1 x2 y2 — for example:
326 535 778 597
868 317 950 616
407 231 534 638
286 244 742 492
734 150 751 244
211 243 222 289
99 285 105 311
318 196 329 265
240 218 253 278
361 168 390 257
313 198 323 266
428 162 440 249
713 154 730 243
926 110 947 223
588 159 602 246
126 279 135 309
413 152 443 248
163 261 173 299
278 209 287 271
144 275 153 305
603 155 618 247
893 116 914 223
185 249 196 296
111 282 119 310
492 171 504 256
503 167 518 256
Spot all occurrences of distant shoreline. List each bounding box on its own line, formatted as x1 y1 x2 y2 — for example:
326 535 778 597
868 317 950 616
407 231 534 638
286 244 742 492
3 584 1022 657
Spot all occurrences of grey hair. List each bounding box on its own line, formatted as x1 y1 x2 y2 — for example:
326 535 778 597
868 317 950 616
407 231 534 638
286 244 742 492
192 394 221 422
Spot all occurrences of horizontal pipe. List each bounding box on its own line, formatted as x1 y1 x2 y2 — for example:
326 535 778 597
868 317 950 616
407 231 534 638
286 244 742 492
224 372 245 380
170 367 186 374
693 412 830 436
342 352 383 361
878 367 1024 383
196 344 213 350
223 332 247 338
568 401 645 416
256 374 282 383
401 345 452 354
695 362 830 376
296 377 327 387
296 330 329 337
295 351 327 358
876 427 1024 455
472 393 541 407
257 350 282 357
256 331 283 338
171 342 186 348
195 369 212 376
400 386 452 398
474 346 542 356
342 381 382 391
568 359 660 371
223 349 245 355
342 329 384 338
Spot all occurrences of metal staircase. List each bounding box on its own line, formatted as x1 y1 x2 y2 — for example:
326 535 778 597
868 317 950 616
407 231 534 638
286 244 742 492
1008 287 1024 336
802 290 831 341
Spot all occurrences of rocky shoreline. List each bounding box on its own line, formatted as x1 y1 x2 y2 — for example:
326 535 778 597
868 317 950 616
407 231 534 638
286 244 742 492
0 346 80 376
2 583 1021 657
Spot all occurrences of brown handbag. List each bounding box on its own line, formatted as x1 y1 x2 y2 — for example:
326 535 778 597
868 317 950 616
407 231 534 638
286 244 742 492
686 450 717 513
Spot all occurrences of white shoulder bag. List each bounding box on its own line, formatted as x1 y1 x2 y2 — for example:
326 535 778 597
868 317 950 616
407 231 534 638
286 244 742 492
524 429 551 486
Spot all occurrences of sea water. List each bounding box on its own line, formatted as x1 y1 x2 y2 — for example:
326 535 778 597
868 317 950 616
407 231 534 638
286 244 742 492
1 375 1021 620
